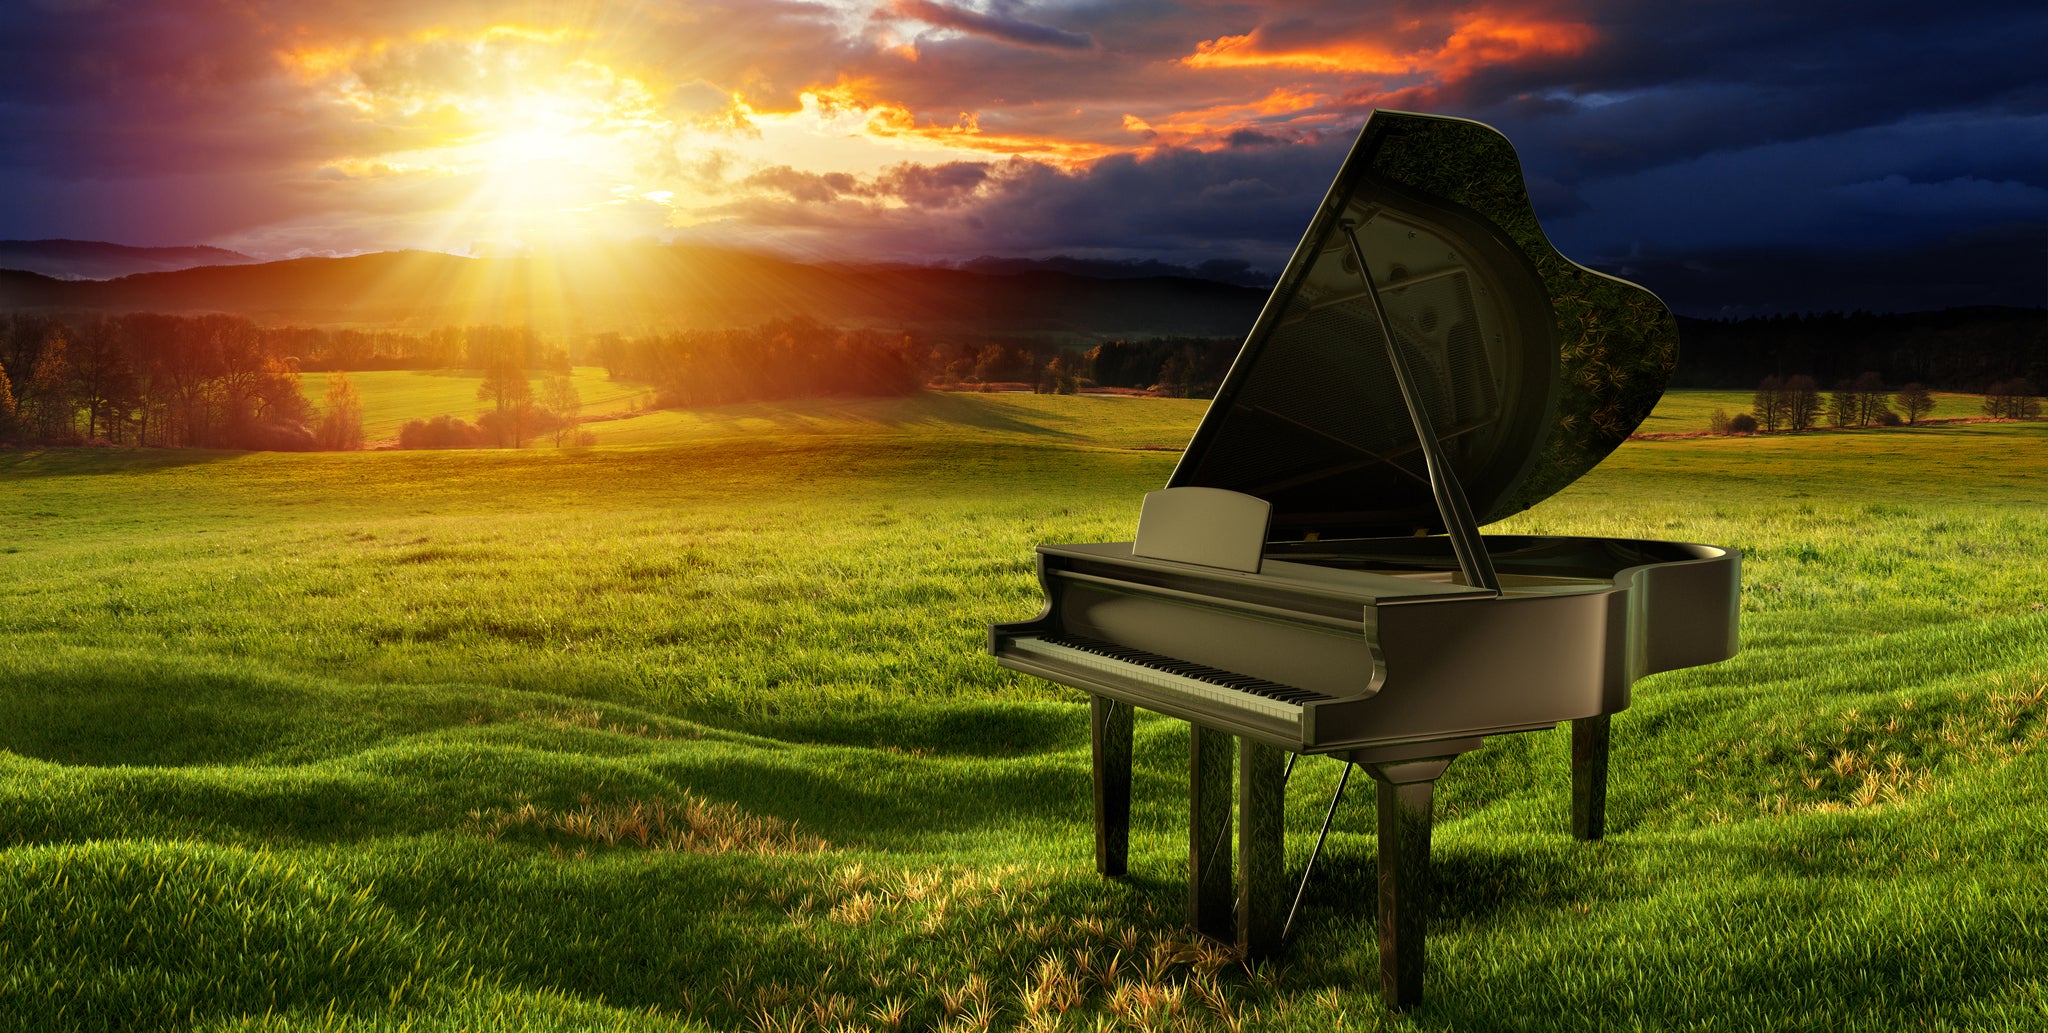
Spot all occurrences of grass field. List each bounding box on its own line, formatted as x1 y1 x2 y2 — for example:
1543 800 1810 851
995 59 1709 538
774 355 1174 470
3 390 2045 1032
300 368 653 442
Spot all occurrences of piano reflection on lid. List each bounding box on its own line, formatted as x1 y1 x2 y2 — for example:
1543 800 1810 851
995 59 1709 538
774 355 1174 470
988 110 1741 1011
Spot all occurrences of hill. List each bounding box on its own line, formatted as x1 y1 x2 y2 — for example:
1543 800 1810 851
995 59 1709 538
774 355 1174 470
0 245 1266 339
0 239 257 280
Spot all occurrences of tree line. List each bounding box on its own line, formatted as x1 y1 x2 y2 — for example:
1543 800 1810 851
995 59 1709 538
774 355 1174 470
591 318 922 407
0 313 592 450
1715 371 2038 434
0 312 322 449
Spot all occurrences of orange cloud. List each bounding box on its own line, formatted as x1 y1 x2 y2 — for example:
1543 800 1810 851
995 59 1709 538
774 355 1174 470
1183 8 1598 81
1125 87 1333 150
1184 34 1414 75
792 81 1120 164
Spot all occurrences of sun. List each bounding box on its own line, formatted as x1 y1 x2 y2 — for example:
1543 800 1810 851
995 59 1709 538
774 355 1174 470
462 95 615 240
302 30 692 253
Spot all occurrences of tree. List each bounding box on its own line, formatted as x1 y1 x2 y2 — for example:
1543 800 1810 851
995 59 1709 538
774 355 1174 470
1154 353 1188 398
475 341 534 447
1827 379 1857 428
540 372 581 446
1852 371 1891 427
1038 353 1079 395
1984 379 2042 419
399 414 484 449
27 327 75 441
1752 375 1785 431
1785 374 1821 430
1727 412 1759 434
0 358 15 441
970 344 1010 383
1894 383 1935 425
68 317 137 442
316 371 365 450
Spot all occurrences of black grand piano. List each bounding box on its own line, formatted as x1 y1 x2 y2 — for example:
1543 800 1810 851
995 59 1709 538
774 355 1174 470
989 111 1741 1010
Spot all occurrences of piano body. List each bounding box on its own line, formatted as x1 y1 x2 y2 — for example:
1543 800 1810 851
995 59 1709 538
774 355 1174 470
989 111 1740 1010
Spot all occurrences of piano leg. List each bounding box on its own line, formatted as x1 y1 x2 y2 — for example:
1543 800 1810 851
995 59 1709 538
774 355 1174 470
1091 696 1133 877
1237 740 1287 957
1571 714 1610 841
1189 724 1235 941
1362 757 1453 1012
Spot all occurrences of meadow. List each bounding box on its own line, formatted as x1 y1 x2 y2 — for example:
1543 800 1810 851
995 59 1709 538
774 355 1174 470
2 389 2044 1032
299 369 653 443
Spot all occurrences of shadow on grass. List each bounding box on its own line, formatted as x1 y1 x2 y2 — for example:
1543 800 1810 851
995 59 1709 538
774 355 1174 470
1281 838 1600 943
0 661 509 768
642 391 1092 442
0 445 240 478
731 700 1085 758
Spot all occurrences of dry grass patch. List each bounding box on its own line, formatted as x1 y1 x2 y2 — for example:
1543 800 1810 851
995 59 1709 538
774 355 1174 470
466 793 825 855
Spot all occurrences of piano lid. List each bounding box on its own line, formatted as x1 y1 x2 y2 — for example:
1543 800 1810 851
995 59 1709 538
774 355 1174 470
1168 110 1679 542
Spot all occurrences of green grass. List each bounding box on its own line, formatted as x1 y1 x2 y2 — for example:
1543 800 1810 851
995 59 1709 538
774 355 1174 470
300 368 652 442
2 394 2045 1031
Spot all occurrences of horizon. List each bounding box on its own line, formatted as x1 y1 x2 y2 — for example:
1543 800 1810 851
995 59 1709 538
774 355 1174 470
1 2 2043 317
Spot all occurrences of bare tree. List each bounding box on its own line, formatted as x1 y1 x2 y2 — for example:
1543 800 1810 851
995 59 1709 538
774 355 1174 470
1984 379 2042 419
1894 383 1935 425
1785 374 1821 430
1752 374 1785 431
316 371 365 450
1852 371 1891 427
475 340 534 447
68 317 136 442
540 372 581 446
1827 379 1857 428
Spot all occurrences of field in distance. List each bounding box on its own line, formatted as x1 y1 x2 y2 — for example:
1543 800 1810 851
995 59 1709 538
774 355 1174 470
299 373 2006 448
2 397 2044 1031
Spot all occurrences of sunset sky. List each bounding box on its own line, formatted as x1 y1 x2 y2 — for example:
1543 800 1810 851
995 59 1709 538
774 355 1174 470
0 0 2041 315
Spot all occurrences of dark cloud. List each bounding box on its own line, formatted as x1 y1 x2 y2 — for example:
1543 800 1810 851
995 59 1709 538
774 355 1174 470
873 161 992 207
684 137 1353 273
742 161 991 208
895 0 1095 51
1596 222 2046 319
746 166 864 203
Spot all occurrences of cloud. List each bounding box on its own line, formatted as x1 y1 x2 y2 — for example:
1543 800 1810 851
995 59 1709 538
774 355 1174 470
0 0 2043 312
893 0 1095 51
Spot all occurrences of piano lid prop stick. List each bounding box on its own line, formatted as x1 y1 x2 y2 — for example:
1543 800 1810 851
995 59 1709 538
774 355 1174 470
1339 219 1501 593
1282 760 1354 941
1209 752 1303 900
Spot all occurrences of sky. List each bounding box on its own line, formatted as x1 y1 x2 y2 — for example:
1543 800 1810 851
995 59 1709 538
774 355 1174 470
0 0 2042 316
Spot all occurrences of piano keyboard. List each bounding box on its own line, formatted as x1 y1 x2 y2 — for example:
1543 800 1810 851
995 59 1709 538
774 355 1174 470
1006 633 1336 724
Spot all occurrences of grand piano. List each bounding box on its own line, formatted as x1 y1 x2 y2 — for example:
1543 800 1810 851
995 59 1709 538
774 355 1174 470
989 111 1741 1010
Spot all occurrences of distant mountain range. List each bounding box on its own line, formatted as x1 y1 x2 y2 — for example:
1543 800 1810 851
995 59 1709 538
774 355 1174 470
0 239 259 280
0 243 1265 339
